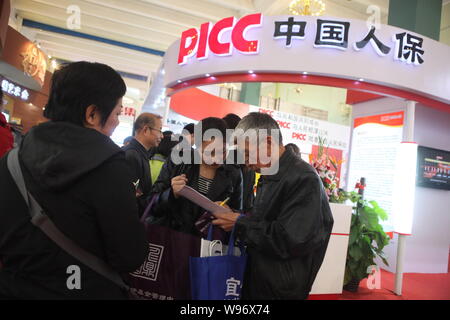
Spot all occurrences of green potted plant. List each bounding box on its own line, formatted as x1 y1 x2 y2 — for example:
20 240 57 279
342 192 390 292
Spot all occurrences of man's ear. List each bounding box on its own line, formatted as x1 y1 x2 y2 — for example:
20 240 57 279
85 104 98 127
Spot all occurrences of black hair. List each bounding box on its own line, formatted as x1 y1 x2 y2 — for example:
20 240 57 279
285 143 300 155
222 113 241 130
183 123 195 135
44 61 126 127
156 133 179 157
195 117 227 139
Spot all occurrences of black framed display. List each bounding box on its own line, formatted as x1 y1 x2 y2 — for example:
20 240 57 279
416 146 450 190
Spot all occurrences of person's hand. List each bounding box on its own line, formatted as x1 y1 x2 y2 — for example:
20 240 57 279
212 212 241 232
171 174 188 198
214 201 231 210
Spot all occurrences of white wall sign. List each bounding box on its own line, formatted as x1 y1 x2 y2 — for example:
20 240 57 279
347 111 405 233
249 105 350 153
166 109 198 134
177 14 425 67
110 112 135 147
160 15 450 106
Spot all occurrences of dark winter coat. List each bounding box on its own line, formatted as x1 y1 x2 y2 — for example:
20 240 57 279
149 151 243 237
122 138 152 217
241 167 256 213
0 122 147 299
235 149 334 300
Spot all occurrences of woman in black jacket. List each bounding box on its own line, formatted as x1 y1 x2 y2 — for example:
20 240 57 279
0 62 147 299
150 117 242 238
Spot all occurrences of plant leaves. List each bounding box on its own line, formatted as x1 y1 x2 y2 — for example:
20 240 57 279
369 200 388 221
349 245 363 261
346 196 391 284
349 230 358 245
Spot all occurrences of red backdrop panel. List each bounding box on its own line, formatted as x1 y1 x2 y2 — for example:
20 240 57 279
346 89 382 105
170 87 250 121
311 145 344 185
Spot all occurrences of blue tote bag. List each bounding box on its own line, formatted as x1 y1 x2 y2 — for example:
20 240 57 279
190 225 247 300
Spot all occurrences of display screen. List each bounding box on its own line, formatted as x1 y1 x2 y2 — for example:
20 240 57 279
416 146 450 190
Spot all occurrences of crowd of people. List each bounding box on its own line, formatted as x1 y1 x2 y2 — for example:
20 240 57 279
0 61 333 300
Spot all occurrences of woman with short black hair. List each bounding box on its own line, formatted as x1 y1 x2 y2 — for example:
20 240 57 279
0 61 147 299
150 117 242 237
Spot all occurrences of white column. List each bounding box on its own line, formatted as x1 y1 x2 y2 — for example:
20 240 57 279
163 95 171 128
394 100 416 296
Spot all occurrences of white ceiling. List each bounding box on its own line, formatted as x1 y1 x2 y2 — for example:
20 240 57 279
7 0 448 110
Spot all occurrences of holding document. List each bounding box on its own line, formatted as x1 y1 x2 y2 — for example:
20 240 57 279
148 117 242 237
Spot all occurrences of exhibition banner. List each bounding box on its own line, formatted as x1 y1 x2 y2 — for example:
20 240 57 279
348 111 405 233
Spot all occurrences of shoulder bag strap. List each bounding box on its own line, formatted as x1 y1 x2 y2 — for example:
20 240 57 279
6 148 129 291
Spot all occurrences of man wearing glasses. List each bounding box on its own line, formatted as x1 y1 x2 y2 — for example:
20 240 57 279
123 112 163 217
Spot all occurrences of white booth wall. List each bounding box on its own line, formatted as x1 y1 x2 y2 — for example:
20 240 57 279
351 97 450 274
408 104 450 273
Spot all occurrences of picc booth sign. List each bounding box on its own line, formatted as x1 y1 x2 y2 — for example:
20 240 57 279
178 13 425 67
178 13 263 65
163 14 450 110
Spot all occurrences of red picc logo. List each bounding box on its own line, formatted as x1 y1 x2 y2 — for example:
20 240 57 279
178 13 263 65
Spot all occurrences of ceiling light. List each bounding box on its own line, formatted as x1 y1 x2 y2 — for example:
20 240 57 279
289 0 326 16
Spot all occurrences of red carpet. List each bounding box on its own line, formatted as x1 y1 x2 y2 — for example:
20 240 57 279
339 254 450 300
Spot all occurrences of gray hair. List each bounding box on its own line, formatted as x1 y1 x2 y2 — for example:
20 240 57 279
235 112 283 144
133 112 162 136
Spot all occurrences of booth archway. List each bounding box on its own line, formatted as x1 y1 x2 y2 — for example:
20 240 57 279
144 13 450 298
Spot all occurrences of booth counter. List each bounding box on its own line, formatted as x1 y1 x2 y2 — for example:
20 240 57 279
310 203 352 297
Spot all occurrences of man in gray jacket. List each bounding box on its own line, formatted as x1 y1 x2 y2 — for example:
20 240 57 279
213 112 333 300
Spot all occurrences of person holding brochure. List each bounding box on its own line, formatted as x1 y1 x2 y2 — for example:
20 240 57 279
212 112 334 300
149 117 242 237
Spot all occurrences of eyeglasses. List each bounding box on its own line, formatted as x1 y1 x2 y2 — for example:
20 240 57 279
147 126 163 135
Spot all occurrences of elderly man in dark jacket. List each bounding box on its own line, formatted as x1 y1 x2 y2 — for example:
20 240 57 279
213 112 333 300
123 113 163 217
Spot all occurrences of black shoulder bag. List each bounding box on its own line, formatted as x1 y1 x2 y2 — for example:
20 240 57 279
6 148 130 294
